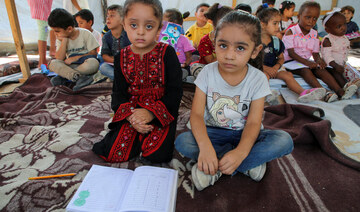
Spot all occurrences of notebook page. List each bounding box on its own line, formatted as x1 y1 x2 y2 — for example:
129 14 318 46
120 166 177 212
66 165 133 212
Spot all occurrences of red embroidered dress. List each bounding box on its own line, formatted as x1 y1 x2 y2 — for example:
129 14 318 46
93 43 183 163
198 34 215 64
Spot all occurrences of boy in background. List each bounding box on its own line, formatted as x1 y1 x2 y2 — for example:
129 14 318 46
99 4 131 80
48 8 99 91
74 9 102 53
341 5 360 48
185 3 212 49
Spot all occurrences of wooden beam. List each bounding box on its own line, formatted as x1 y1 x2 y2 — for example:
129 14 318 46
232 0 237 8
331 0 338 9
5 0 31 82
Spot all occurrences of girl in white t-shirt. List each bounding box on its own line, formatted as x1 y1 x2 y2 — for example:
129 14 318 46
175 11 293 191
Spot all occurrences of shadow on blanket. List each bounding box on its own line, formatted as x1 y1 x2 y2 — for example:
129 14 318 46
0 74 359 212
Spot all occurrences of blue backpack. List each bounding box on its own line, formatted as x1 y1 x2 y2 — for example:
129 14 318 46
272 36 280 54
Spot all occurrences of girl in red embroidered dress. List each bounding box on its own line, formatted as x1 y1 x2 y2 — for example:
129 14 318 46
93 0 183 163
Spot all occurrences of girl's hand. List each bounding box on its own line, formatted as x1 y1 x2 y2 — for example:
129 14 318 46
263 66 277 79
306 61 318 69
128 109 154 125
316 58 327 69
219 149 246 175
197 144 218 175
131 122 154 134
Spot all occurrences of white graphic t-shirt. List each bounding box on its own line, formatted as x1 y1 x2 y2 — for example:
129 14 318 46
56 28 99 58
195 61 271 130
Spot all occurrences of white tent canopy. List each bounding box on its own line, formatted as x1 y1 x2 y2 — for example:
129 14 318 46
1 0 359 44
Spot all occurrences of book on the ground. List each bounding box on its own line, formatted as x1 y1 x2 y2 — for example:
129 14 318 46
66 165 178 212
343 62 360 82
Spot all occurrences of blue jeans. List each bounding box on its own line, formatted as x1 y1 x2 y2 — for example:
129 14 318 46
99 63 114 80
175 127 293 174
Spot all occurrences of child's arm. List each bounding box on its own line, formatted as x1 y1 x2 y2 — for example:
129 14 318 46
64 49 97 65
219 97 264 175
322 37 344 73
312 52 327 69
182 51 192 68
191 87 219 175
102 54 114 63
283 30 318 69
55 38 68 61
71 0 82 12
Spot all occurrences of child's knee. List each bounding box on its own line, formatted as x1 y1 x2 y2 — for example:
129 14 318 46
273 130 294 154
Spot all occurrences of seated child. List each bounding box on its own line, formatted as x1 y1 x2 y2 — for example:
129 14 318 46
257 6 326 102
175 11 293 191
321 10 360 94
160 9 195 80
341 6 360 48
92 0 183 163
282 2 355 102
190 3 232 78
278 1 296 38
100 4 131 80
48 8 99 91
74 9 102 53
185 3 212 49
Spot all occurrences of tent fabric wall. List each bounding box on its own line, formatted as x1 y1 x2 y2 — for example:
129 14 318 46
0 0 359 45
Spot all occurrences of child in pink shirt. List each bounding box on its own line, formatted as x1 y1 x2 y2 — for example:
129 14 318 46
283 1 355 102
160 9 195 79
321 10 359 97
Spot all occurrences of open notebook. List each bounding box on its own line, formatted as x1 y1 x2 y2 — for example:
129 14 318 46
66 165 178 212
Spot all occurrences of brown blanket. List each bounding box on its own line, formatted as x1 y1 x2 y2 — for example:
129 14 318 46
0 74 359 212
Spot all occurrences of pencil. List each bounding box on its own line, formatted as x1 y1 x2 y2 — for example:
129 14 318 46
28 173 76 180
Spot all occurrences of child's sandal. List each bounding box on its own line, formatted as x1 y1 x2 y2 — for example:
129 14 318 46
341 82 357 100
297 88 326 103
324 92 338 103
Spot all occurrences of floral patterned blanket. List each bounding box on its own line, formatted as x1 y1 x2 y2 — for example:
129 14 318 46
0 74 359 212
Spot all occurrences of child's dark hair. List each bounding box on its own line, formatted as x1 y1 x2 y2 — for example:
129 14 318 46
204 3 233 28
215 11 263 71
256 6 281 24
48 8 75 29
298 1 320 16
234 3 252 14
165 9 188 25
279 1 295 14
341 5 355 15
123 0 163 26
262 0 276 5
74 9 94 26
196 3 210 12
107 4 124 17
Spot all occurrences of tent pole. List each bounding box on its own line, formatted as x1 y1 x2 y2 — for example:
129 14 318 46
5 0 31 83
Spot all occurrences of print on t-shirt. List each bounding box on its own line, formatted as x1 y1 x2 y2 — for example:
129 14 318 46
207 92 250 129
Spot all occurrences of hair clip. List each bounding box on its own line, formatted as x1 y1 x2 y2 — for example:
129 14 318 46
218 4 223 9
262 3 269 8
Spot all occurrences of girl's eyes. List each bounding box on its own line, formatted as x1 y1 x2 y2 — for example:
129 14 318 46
146 25 153 30
218 44 245 51
130 23 137 28
236 46 245 51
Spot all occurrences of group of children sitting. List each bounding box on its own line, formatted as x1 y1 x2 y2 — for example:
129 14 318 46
43 0 360 192
186 1 360 103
